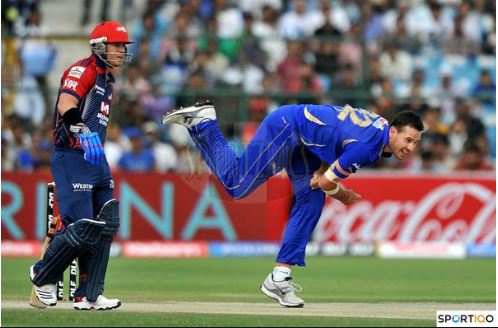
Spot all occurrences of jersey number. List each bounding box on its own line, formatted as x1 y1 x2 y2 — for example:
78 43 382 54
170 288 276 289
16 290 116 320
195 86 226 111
337 105 379 127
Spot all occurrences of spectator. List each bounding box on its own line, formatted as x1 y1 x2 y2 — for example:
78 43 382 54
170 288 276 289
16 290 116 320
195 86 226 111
458 0 483 44
361 1 385 43
433 72 459 124
143 122 178 173
481 13 495 55
214 0 245 60
314 39 339 83
276 40 305 91
309 0 351 34
104 124 127 170
278 0 316 39
379 40 413 81
338 22 362 70
1 132 16 171
118 127 155 172
203 38 230 83
115 64 151 104
411 149 437 172
454 99 486 141
252 5 287 71
142 81 175 124
1 0 39 36
472 70 496 106
334 63 359 105
131 9 170 61
381 14 421 54
12 61 45 130
454 141 494 171
442 14 480 56
17 9 57 111
448 118 468 159
431 133 454 172
406 69 432 100
313 3 341 83
168 8 202 39
80 0 109 26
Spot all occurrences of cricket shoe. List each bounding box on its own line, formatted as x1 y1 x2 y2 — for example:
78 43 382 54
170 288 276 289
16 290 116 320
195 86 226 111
161 100 216 128
29 265 57 307
260 273 304 308
73 295 121 310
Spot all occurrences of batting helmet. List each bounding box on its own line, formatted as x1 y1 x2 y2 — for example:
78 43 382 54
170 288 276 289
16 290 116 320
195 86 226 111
90 21 133 45
90 21 133 67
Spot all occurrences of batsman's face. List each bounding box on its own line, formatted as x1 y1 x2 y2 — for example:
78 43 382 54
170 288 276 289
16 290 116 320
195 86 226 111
106 43 127 67
389 126 421 160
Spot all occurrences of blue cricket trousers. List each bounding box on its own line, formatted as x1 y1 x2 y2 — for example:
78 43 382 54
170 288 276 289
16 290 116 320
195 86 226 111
51 148 114 227
190 106 326 266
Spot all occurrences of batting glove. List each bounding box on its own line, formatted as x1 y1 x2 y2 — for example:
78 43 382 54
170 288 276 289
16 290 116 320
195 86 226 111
79 132 104 165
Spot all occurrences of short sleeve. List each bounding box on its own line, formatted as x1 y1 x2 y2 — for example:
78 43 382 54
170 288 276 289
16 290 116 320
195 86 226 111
59 65 96 101
335 143 373 178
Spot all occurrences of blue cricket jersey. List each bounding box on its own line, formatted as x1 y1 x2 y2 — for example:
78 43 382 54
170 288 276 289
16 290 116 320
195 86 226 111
285 104 391 178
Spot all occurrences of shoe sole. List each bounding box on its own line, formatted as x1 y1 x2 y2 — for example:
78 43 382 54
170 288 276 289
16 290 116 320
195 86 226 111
28 292 48 309
74 301 121 311
161 105 213 125
260 284 304 308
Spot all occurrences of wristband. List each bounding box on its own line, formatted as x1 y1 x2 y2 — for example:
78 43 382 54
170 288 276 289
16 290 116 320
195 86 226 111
324 184 340 196
62 107 83 126
324 168 338 181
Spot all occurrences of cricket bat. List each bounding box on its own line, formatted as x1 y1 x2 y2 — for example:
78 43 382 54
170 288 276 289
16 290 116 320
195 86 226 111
29 183 57 309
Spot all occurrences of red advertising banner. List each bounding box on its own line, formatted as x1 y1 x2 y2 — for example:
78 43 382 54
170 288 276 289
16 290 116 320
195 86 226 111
1 172 292 242
1 172 495 244
314 173 496 244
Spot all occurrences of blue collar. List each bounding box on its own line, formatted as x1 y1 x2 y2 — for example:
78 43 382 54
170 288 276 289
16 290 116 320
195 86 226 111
93 54 107 69
92 54 115 83
107 71 115 83
380 125 392 158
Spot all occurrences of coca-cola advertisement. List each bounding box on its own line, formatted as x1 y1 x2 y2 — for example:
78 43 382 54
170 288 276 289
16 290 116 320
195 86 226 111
314 173 496 245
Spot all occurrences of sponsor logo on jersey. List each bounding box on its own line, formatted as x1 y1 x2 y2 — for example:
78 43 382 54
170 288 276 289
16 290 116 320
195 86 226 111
94 85 105 95
372 117 388 130
72 183 93 192
100 101 110 115
68 66 86 79
98 102 110 126
63 78 78 91
348 163 361 173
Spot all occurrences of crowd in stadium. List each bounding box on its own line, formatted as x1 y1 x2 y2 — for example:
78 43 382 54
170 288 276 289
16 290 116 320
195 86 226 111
1 0 496 173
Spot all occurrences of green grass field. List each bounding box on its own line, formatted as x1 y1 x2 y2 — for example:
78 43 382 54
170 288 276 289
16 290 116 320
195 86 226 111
2 256 495 327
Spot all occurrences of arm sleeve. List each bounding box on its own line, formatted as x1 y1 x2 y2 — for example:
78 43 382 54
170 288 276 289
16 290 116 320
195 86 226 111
59 65 96 101
335 143 373 179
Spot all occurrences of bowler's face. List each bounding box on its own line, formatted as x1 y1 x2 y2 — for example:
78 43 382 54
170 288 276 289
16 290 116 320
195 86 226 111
389 126 422 160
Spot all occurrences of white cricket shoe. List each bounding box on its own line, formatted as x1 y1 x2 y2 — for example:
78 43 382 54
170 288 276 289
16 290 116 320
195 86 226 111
29 265 57 307
161 101 216 128
73 295 121 310
260 273 304 308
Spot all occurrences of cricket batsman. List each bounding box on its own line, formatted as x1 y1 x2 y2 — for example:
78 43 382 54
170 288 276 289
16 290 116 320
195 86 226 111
162 101 424 307
29 21 133 310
